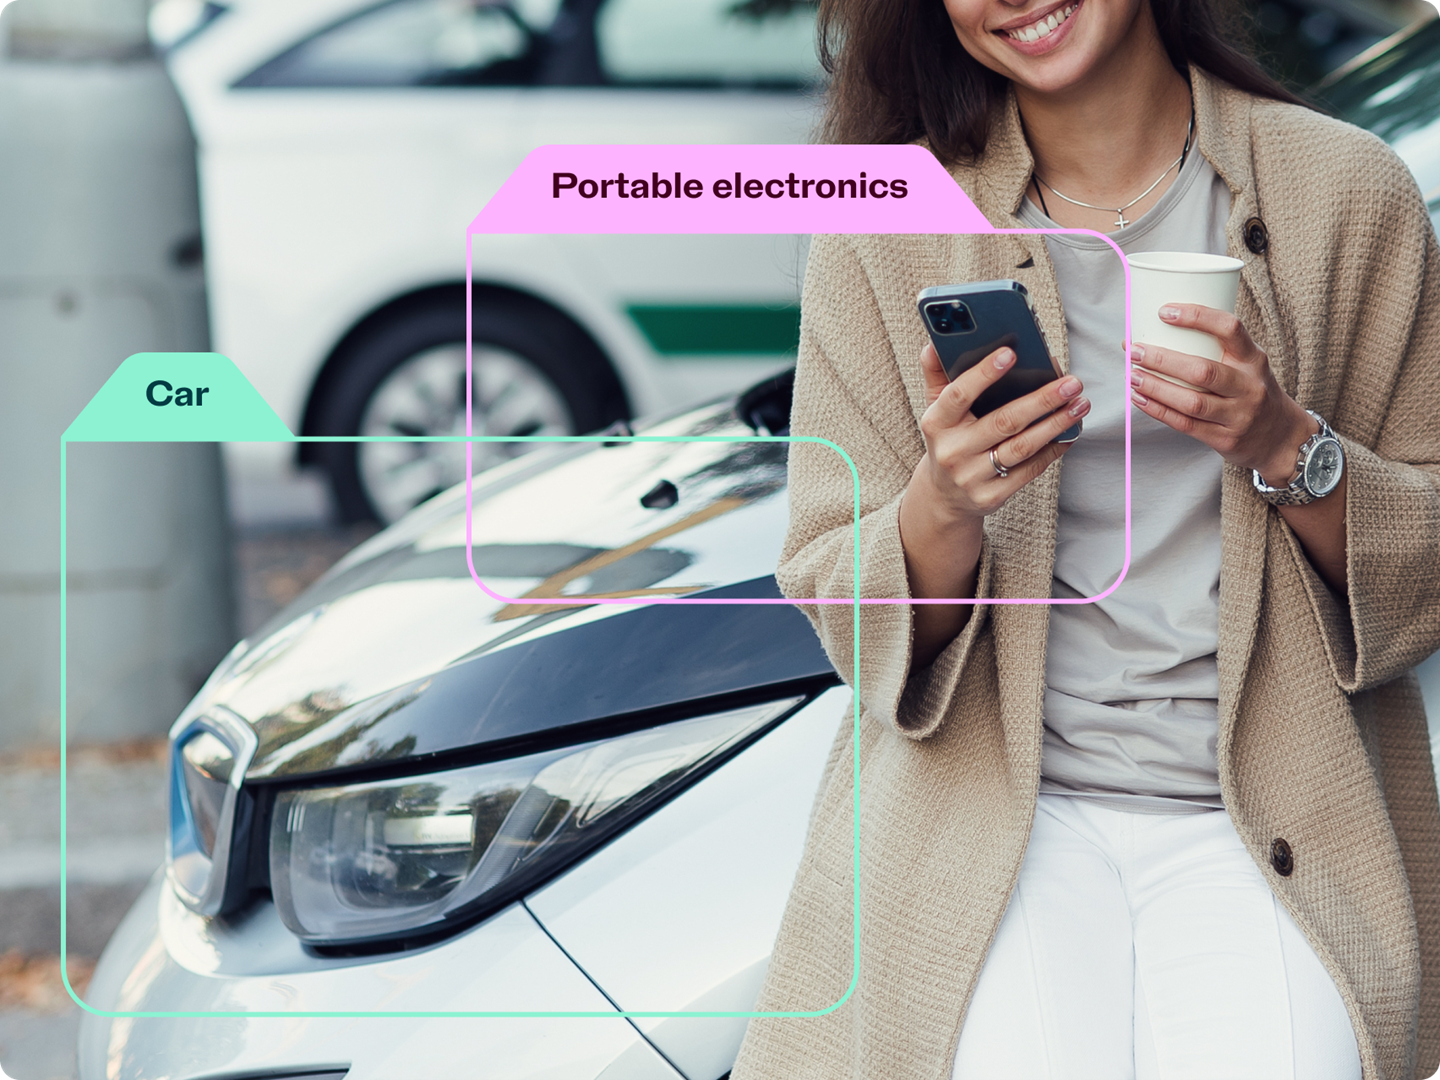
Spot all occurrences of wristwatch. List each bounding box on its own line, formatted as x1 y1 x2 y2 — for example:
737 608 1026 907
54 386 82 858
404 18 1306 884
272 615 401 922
1251 409 1345 506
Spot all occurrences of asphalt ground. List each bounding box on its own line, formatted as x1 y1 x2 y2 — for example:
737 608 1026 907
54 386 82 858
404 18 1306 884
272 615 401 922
0 522 373 1080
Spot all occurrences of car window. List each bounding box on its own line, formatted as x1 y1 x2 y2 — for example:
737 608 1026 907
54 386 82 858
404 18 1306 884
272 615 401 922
236 0 560 87
595 0 820 88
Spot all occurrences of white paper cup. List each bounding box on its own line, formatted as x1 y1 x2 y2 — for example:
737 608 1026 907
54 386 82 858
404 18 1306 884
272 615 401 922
1125 251 1244 388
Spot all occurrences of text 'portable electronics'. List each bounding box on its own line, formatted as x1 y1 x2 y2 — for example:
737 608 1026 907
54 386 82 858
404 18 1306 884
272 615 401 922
918 279 1081 443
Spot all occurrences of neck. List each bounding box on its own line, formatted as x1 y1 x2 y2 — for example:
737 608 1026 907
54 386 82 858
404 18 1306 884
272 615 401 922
1017 8 1192 205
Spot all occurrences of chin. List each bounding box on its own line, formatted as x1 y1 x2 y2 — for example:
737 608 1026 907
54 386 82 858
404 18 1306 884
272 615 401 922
1007 47 1108 96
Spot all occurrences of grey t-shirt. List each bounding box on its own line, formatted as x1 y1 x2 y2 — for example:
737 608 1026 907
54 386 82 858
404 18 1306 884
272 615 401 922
1017 146 1231 811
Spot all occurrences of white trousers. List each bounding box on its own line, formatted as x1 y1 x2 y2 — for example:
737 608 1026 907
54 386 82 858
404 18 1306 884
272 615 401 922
951 794 1362 1080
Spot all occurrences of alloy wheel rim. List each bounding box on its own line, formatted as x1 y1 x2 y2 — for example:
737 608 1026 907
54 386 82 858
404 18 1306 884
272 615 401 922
358 344 574 523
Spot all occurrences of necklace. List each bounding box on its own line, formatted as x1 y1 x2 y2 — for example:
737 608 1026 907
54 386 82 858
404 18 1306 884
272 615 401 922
1032 105 1194 230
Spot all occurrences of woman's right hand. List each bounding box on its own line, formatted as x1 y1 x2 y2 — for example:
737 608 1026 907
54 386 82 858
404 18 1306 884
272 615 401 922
900 343 1088 672
913 343 1089 525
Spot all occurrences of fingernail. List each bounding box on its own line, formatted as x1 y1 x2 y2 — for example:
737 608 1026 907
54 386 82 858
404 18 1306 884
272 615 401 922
1129 344 1145 362
1131 390 1148 407
1129 368 1144 388
993 348 1015 370
1068 396 1090 418
1058 376 1082 398
1159 306 1181 322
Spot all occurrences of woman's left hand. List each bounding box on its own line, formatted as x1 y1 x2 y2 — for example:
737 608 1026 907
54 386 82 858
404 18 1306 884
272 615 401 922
1130 304 1317 486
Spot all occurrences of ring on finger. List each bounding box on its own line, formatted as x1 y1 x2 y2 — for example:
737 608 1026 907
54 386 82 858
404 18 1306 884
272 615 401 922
989 449 1009 479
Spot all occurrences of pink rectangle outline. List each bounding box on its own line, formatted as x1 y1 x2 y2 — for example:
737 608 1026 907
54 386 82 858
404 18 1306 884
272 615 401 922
463 227 1132 607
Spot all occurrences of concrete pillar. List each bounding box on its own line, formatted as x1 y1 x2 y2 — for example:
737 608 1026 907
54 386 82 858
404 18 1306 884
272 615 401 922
0 3 236 750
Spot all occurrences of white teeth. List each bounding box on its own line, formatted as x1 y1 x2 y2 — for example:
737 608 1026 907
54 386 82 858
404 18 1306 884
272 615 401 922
1008 3 1075 42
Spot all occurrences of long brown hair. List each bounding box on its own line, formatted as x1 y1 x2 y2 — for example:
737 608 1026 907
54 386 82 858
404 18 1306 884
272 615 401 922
818 0 1312 164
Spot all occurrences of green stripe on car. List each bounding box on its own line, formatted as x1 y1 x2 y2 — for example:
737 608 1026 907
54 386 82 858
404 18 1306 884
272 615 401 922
627 304 801 356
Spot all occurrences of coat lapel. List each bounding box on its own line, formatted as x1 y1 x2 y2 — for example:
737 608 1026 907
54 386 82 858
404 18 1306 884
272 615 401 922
1193 70 1278 773
959 92 1068 698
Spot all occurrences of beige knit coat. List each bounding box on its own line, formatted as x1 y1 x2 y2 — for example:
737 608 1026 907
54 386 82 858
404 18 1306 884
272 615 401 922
733 68 1440 1080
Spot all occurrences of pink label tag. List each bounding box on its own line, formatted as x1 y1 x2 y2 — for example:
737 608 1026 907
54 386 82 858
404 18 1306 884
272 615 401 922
470 143 995 234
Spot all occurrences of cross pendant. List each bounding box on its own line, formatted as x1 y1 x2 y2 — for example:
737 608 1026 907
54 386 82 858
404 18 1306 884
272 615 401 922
1115 210 1131 229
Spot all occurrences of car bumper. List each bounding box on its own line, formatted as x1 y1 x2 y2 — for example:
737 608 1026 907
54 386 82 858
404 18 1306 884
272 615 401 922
79 878 683 1080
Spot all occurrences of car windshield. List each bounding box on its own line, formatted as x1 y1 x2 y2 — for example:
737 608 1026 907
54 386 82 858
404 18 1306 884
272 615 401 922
595 0 820 88
236 0 821 89
1319 19 1440 231
237 0 556 86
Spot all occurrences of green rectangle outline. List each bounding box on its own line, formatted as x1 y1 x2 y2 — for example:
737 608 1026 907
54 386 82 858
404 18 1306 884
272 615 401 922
58 430 861 1020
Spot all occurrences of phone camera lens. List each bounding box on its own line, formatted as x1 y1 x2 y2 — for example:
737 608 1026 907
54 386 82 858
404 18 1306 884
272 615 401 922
925 300 974 335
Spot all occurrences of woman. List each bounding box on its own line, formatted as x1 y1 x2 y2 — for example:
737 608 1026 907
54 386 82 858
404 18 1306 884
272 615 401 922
732 1 1440 1077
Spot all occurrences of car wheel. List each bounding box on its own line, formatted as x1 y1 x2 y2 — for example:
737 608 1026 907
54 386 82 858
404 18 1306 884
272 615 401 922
312 298 626 523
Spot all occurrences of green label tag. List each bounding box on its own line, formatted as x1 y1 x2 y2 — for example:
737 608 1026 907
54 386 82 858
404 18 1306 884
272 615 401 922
64 352 294 442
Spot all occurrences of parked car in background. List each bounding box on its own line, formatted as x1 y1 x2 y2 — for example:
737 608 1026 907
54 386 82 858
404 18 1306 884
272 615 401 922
150 0 822 523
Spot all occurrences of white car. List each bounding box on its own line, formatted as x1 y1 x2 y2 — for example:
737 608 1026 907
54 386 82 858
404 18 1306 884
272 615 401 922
153 0 821 522
80 376 851 1080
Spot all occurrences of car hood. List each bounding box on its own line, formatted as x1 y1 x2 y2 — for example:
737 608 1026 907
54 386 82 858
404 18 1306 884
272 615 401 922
181 400 836 782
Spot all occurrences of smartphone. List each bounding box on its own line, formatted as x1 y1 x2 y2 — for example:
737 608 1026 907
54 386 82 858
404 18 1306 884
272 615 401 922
917 280 1081 443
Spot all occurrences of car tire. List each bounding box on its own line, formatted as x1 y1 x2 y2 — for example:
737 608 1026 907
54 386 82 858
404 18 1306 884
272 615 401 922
311 295 627 523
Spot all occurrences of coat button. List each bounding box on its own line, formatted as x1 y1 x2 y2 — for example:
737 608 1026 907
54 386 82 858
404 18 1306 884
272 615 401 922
1271 838 1294 876
1245 217 1269 255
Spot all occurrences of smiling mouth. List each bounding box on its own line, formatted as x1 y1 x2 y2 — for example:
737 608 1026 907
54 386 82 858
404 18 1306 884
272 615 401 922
1001 2 1078 43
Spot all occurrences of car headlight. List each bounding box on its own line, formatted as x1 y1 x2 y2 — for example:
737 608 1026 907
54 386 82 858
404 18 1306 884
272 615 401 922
269 697 802 946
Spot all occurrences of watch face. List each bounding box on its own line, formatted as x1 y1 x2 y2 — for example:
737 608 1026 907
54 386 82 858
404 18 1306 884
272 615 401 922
1305 439 1343 495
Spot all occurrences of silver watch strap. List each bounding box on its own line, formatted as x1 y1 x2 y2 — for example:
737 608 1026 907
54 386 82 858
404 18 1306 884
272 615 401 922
1251 410 1339 506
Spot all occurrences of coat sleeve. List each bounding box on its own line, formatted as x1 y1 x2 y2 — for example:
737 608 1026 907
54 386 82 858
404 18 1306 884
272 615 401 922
1281 158 1440 693
776 234 995 739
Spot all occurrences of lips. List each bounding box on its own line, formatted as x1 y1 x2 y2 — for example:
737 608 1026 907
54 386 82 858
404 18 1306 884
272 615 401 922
998 1 1078 45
